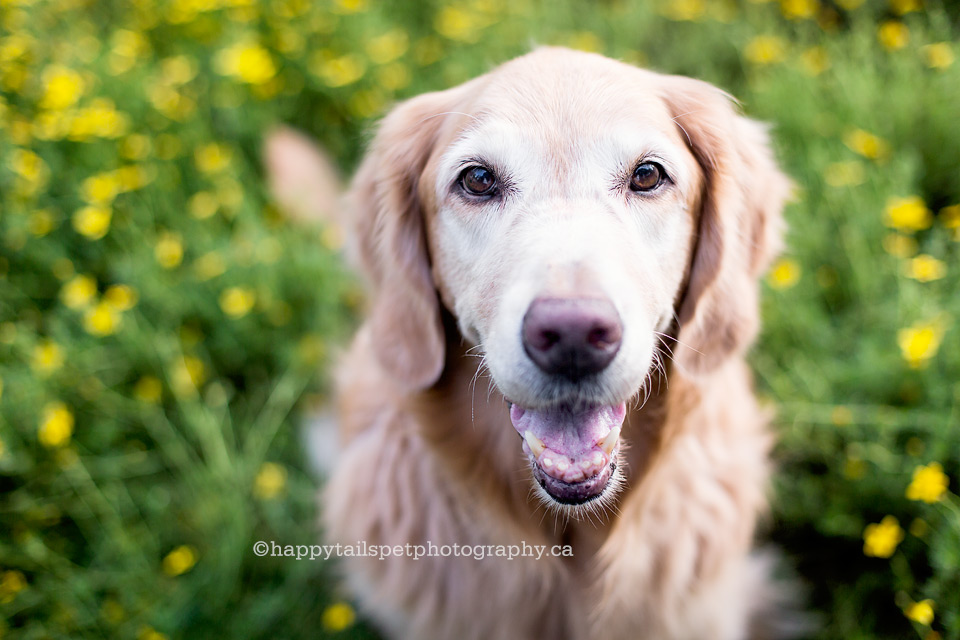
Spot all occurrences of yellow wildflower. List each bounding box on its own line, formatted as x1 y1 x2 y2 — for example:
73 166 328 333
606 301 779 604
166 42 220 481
882 233 918 258
81 173 121 205
824 160 865 187
214 43 277 85
940 204 960 229
660 0 705 21
31 340 64 375
161 55 198 85
321 602 356 632
120 133 151 160
878 21 909 51
844 129 890 160
52 258 75 281
906 462 949 503
904 255 946 282
906 437 926 457
194 143 232 173
910 517 929 537
189 191 219 219
376 62 411 92
885 196 932 231
313 53 366 87
108 29 149 75
104 284 138 311
162 545 197 576
890 0 922 14
215 177 244 211
0 570 27 604
414 36 444 66
831 405 854 426
904 599 935 625
219 287 256 318
922 43 954 70
366 29 409 64
347 88 387 119
171 355 206 397
137 626 169 640
800 46 830 76
254 462 287 499
9 148 49 185
744 36 786 65
781 0 818 20
84 302 122 336
567 32 604 53
897 316 947 368
155 231 184 269
69 99 130 140
331 0 367 13
115 165 152 191
134 376 163 404
39 65 85 110
193 251 227 280
863 515 904 558
767 258 801 289
27 209 56 237
72 205 112 240
61 274 97 309
38 402 74 448
155 133 183 159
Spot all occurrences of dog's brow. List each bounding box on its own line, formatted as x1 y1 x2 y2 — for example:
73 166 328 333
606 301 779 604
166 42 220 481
410 110 480 132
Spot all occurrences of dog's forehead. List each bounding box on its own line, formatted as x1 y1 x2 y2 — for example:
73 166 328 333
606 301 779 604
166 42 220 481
484 50 672 121
437 49 690 170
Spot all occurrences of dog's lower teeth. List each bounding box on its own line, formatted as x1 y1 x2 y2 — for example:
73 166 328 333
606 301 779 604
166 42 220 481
599 424 621 456
523 430 545 457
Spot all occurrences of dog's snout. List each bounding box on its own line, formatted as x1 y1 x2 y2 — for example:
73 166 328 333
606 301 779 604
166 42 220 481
522 297 622 379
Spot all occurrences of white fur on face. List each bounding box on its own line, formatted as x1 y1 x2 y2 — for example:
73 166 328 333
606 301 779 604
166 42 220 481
429 88 701 410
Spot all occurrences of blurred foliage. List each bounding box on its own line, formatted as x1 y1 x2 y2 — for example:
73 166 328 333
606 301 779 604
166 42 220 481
0 0 958 639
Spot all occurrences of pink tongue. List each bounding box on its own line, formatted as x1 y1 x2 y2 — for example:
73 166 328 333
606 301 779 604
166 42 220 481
510 402 626 459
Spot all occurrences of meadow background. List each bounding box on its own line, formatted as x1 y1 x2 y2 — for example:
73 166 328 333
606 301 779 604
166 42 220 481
1 0 958 638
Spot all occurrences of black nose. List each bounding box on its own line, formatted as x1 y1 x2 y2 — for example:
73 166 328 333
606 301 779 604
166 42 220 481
521 297 623 379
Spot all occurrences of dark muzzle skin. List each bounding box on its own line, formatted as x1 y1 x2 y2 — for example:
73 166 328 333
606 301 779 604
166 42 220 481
521 297 623 381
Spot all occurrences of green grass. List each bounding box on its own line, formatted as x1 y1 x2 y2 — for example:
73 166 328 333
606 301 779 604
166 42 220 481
1 0 958 638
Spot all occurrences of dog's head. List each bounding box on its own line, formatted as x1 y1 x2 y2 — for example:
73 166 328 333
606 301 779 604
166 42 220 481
350 48 789 511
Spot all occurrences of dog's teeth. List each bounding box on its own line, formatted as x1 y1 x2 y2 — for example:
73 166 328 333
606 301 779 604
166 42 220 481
592 452 603 466
599 424 621 456
580 459 592 470
542 457 554 468
556 460 569 472
524 430 545 458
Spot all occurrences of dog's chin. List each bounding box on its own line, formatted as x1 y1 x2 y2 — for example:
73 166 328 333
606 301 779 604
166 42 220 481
509 401 627 513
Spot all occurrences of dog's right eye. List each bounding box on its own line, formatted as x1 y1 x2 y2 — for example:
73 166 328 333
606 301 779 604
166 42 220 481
459 166 497 196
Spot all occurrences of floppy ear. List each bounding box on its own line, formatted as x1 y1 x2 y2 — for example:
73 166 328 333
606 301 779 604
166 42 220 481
664 77 791 376
349 87 464 391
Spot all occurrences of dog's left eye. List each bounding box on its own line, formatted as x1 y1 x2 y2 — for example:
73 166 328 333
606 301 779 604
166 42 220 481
629 162 665 192
459 166 498 196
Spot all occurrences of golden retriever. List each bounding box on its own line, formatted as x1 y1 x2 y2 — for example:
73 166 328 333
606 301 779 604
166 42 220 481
314 47 791 640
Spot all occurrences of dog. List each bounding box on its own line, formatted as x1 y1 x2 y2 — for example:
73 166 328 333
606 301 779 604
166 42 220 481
305 47 792 640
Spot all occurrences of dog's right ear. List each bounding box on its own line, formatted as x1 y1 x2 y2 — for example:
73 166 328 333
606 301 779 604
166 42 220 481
350 87 465 391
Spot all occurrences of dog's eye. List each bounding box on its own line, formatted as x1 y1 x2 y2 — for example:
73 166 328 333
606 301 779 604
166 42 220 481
629 162 664 192
460 166 497 196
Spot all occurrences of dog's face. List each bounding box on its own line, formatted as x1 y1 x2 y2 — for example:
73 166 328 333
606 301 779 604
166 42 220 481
351 48 788 512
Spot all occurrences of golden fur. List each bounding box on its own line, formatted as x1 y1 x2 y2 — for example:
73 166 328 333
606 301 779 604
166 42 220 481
317 47 791 640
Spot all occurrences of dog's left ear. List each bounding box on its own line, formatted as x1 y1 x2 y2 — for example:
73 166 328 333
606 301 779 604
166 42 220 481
663 76 791 376
349 86 467 391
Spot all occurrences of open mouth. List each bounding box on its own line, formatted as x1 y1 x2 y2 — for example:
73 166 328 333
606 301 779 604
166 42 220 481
509 401 626 505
